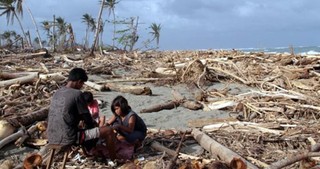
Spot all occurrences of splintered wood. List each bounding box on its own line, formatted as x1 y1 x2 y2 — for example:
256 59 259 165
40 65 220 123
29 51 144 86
1 49 320 168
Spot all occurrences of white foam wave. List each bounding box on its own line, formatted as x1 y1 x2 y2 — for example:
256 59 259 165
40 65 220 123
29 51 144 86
300 50 320 56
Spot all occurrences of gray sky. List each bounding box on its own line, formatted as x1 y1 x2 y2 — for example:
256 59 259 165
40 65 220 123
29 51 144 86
1 0 319 50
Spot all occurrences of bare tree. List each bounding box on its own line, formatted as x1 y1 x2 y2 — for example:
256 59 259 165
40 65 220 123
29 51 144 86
104 0 118 49
22 0 43 48
82 13 94 50
90 0 105 56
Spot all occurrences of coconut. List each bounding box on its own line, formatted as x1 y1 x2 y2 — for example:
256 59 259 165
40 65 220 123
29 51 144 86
0 120 15 140
23 153 42 169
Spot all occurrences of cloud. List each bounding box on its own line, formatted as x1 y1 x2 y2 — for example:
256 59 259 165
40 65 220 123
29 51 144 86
1 0 320 50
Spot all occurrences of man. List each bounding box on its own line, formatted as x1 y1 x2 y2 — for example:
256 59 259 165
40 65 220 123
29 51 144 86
47 68 116 159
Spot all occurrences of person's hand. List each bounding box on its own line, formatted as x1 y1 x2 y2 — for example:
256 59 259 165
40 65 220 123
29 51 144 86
112 124 121 130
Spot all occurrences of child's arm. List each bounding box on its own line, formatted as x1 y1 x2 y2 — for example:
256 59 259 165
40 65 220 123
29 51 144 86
106 115 116 126
115 115 136 133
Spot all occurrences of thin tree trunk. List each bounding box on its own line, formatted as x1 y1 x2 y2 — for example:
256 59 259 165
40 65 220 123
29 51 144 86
267 152 320 169
14 12 30 48
166 132 186 169
84 26 89 50
27 30 32 47
15 123 38 146
112 9 116 49
150 141 212 163
99 28 104 47
192 128 259 169
53 15 56 52
129 16 138 51
24 1 43 48
68 24 75 51
90 0 105 56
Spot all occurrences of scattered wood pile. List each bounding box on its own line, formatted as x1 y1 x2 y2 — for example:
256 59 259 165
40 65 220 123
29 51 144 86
1 49 320 169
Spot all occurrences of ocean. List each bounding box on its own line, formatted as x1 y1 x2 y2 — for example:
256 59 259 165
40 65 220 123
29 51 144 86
236 45 320 55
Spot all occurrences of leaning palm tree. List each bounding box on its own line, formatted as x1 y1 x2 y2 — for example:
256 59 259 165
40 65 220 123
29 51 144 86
22 0 43 48
15 0 22 16
82 13 94 50
89 17 97 46
1 30 12 46
90 0 105 56
98 20 106 47
149 23 161 49
66 23 75 50
55 17 67 50
0 0 30 47
41 20 51 46
104 0 118 49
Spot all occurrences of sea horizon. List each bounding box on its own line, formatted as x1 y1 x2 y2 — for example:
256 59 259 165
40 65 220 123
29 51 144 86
235 45 320 55
160 45 320 56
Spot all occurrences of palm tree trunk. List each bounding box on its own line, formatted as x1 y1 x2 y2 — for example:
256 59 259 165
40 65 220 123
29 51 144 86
14 12 30 48
90 0 105 56
24 1 43 48
27 30 32 47
112 9 116 49
100 29 104 47
84 26 89 50
53 15 56 52
129 16 138 51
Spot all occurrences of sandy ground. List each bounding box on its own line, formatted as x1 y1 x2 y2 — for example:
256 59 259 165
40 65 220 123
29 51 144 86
0 76 254 166
93 79 253 131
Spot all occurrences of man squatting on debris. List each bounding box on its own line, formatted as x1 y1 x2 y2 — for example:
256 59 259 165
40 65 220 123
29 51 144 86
47 68 116 160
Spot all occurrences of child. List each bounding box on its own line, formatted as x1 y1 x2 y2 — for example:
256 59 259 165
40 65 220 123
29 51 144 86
107 95 147 145
82 91 105 127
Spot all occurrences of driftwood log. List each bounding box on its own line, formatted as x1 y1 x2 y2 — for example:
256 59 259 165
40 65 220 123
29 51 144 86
192 128 258 169
182 100 203 110
24 51 48 59
0 127 26 150
105 83 152 95
97 77 174 83
150 141 212 163
0 72 28 79
0 72 38 88
15 121 46 146
61 55 83 64
188 117 238 128
140 100 179 113
171 90 186 102
6 106 49 128
266 152 320 169
85 80 106 91
172 90 203 110
39 72 66 81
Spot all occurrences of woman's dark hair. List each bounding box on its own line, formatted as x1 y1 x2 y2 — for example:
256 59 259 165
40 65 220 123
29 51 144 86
67 68 88 82
82 91 93 104
111 95 131 115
